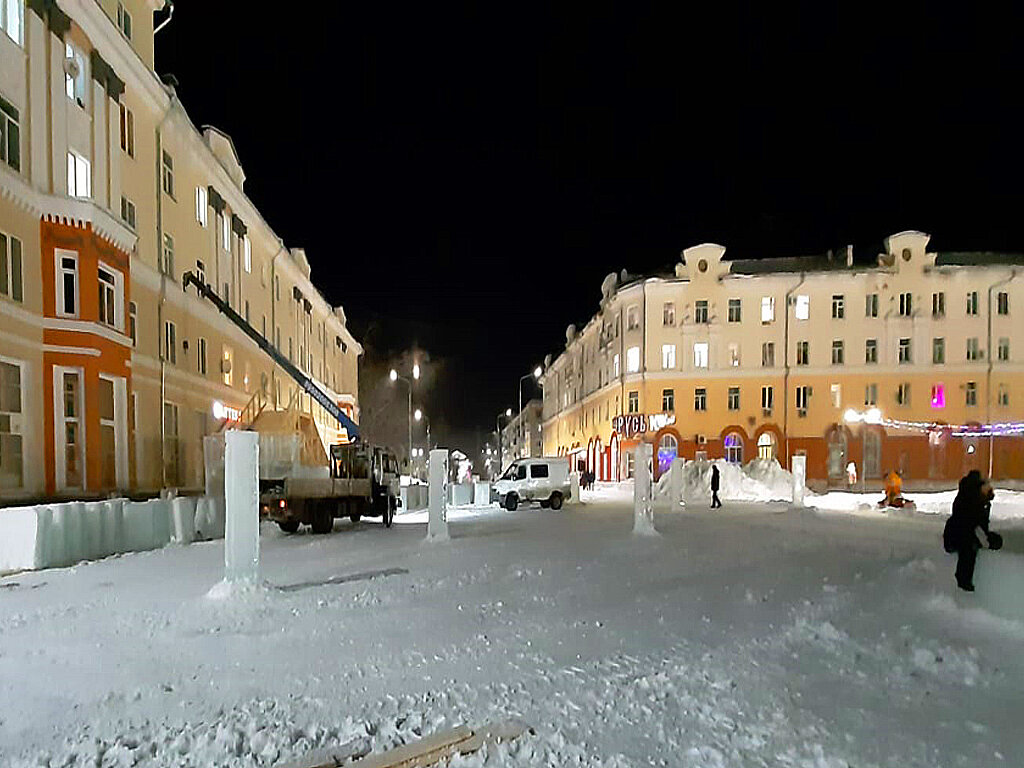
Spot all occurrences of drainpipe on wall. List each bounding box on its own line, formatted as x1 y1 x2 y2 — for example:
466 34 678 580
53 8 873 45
986 269 1017 478
782 273 806 468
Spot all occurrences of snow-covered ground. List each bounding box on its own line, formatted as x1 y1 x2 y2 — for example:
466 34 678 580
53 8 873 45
2 494 1023 767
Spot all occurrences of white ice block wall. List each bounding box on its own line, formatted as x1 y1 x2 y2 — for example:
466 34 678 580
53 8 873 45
224 430 260 584
792 455 807 507
633 443 657 535
427 449 449 541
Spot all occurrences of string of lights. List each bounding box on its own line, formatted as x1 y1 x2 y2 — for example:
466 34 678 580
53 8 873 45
843 408 1024 437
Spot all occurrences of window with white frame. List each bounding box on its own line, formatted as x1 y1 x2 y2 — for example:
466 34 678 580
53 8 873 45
97 265 121 329
662 388 674 412
693 342 709 368
161 233 174 276
899 337 912 364
933 337 945 364
161 150 174 197
831 339 844 365
865 338 878 364
761 385 774 412
728 342 740 367
56 251 78 317
128 302 136 346
997 291 1009 315
795 385 810 415
728 298 741 322
932 291 945 317
195 186 208 227
998 337 1009 362
661 344 675 370
1 0 24 46
163 320 176 364
119 103 134 158
221 212 230 250
627 390 639 413
613 353 620 378
795 294 809 320
899 292 913 317
66 151 91 198
728 386 740 411
626 346 640 373
966 291 979 316
243 235 252 273
64 41 87 106
831 294 844 319
662 302 675 326
865 293 879 318
897 382 911 406
116 2 132 39
694 299 709 323
0 230 23 303
864 383 878 406
796 340 809 365
694 387 707 411
966 381 977 406
0 359 24 489
761 341 774 367
120 195 136 229
966 337 981 361
761 296 775 323
626 305 639 330
830 383 841 408
0 94 20 172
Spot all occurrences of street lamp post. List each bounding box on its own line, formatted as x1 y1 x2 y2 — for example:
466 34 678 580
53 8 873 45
496 407 512 473
389 367 416 475
414 408 431 479
518 366 543 460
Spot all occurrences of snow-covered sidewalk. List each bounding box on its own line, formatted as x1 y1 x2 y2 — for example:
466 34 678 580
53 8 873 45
1 499 1022 766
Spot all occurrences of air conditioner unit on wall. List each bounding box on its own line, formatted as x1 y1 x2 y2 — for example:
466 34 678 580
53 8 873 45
696 434 706 445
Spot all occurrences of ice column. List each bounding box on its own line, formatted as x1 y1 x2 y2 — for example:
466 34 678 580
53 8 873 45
427 448 450 541
791 454 807 507
670 456 685 507
633 443 658 535
570 471 581 503
224 430 260 583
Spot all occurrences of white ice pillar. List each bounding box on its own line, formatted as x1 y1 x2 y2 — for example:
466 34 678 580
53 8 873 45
633 443 658 535
570 471 581 503
427 448 449 541
791 454 807 507
670 456 685 507
224 430 260 583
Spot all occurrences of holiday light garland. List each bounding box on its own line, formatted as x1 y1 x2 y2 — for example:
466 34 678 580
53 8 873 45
843 408 1024 438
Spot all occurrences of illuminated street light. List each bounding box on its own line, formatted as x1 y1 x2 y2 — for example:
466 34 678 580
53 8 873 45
533 365 542 379
389 369 398 382
414 408 423 421
843 408 862 424
505 407 512 417
413 363 421 380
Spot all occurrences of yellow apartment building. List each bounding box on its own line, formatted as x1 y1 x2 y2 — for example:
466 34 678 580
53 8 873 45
540 232 1023 485
0 0 361 500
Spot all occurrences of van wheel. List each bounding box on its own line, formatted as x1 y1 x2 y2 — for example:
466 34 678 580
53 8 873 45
504 493 519 511
310 505 333 534
278 519 300 533
549 492 563 511
383 500 394 528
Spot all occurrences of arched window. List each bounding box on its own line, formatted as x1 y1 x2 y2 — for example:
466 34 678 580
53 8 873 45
657 433 678 475
757 432 777 461
827 429 847 479
724 433 743 464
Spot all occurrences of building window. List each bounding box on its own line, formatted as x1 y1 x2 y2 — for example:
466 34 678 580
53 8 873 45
761 385 774 413
161 233 174 277
626 305 639 330
56 251 78 317
865 339 878 364
61 370 83 487
795 385 810 416
830 383 841 408
724 433 743 464
0 359 23 489
933 337 945 364
865 293 878 318
761 296 775 323
222 346 233 386
796 341 809 366
998 337 1009 362
694 300 709 324
728 298 741 322
997 291 1009 315
795 294 809 320
161 150 174 198
899 292 912 317
0 231 23 303
728 342 740 367
118 103 134 158
930 384 945 409
897 382 911 406
244 299 250 325
966 291 979 316
243 235 252 273
728 386 740 411
662 388 674 412
757 431 776 461
628 390 639 413
694 387 707 411
198 338 207 376
195 186 208 227
898 337 912 364
64 41 86 106
116 2 132 39
831 294 844 319
66 151 91 198
613 353 620 378
119 195 136 229
966 337 981 361
626 346 640 373
932 292 945 318
761 342 775 367
998 384 1009 407
97 266 119 328
662 302 675 326
965 381 977 407
163 321 177 365
831 340 844 365
1 0 24 45
865 383 877 406
128 301 137 346
661 344 675 370
693 342 709 369
195 259 206 285
0 94 20 172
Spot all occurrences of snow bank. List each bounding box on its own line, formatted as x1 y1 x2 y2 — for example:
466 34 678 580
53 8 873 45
657 458 796 503
811 488 1024 521
0 495 224 573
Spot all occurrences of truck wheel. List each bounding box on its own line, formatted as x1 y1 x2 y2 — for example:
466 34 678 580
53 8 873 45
311 504 333 534
549 492 563 511
349 513 361 524
504 493 519 511
278 519 300 533
383 504 394 528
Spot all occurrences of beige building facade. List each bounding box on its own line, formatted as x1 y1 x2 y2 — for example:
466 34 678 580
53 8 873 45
0 1 360 500
540 232 1023 485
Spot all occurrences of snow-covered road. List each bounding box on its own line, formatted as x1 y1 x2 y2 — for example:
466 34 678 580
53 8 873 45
1 498 1022 767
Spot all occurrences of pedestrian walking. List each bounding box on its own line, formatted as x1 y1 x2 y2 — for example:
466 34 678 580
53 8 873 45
846 461 857 488
943 470 1002 591
710 464 722 508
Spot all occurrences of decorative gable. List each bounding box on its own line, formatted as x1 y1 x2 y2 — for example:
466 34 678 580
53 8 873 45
201 126 246 189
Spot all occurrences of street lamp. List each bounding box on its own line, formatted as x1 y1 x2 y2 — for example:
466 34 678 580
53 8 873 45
389 368 413 474
496 407 513 476
414 408 431 479
518 366 542 459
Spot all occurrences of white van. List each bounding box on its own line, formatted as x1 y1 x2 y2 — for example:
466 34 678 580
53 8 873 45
492 457 571 511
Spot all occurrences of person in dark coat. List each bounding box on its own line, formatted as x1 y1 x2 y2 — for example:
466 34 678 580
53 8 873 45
943 470 999 591
710 464 722 508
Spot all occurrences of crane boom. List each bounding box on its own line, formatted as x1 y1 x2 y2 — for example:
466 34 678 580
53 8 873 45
182 271 360 440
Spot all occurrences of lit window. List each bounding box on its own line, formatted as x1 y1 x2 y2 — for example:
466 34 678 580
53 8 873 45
728 342 740 367
613 353 620 378
830 383 841 408
761 296 775 323
195 186 208 227
1 0 24 45
930 384 945 409
661 344 675 370
243 235 252 273
693 342 708 369
0 95 20 172
626 346 640 373
0 230 24 303
64 41 86 106
66 151 91 198
795 295 809 320
221 212 230 250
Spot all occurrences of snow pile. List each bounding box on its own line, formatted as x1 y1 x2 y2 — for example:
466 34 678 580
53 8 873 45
657 458 796 503
810 488 1024 521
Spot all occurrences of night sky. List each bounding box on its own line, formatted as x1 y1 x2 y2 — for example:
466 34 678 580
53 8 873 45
156 3 1024 449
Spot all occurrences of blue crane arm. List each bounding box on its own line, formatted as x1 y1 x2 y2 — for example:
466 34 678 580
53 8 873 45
182 271 360 440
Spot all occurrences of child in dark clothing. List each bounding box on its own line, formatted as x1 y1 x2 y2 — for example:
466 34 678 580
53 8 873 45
943 470 1000 591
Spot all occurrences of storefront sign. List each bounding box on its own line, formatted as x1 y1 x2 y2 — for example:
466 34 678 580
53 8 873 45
612 413 675 437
